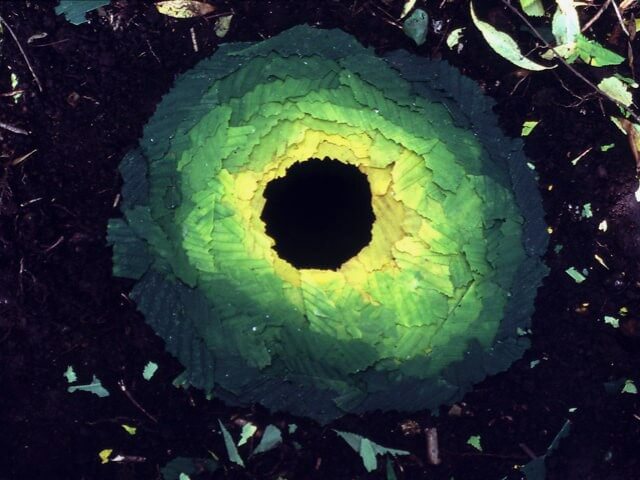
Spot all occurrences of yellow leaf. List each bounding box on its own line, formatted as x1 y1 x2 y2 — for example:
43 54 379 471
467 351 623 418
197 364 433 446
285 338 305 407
155 0 215 19
121 424 137 435
98 449 113 464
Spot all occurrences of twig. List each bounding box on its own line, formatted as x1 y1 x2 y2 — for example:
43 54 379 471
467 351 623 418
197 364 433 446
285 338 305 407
610 0 630 37
500 0 640 123
0 14 43 92
0 121 29 135
118 380 158 423
581 0 613 32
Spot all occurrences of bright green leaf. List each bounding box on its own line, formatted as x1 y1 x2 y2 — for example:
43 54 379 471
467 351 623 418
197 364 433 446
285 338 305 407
253 425 282 455
288 424 298 434
142 361 159 380
575 35 625 67
122 424 138 435
178 474 191 480
600 143 615 152
598 76 634 107
67 375 110 397
603 316 619 328
237 423 257 446
565 267 586 283
403 9 428 46
63 365 77 383
466 435 482 451
520 0 545 17
470 2 553 71
446 28 465 50
521 120 539 137
218 420 245 467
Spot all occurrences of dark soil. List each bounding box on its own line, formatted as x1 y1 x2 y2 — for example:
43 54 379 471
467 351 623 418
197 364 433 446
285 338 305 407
1 1 639 479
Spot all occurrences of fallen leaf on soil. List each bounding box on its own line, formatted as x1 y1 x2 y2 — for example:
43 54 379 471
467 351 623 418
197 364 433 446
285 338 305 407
155 0 215 19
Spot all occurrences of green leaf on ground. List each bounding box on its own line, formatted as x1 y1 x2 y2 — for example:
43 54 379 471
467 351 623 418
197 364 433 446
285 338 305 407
214 14 233 38
470 1 552 71
600 143 615 152
63 365 77 383
122 424 137 435
521 120 539 137
253 425 282 455
142 361 159 380
400 0 417 20
446 28 465 50
581 203 593 218
55 0 110 25
237 423 257 446
622 380 638 394
403 9 428 46
565 267 586 283
466 435 482 451
155 0 215 19
603 316 620 328
218 420 244 467
334 430 410 473
67 375 110 397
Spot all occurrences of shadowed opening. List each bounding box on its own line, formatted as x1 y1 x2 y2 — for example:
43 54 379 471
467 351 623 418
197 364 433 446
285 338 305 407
261 158 375 270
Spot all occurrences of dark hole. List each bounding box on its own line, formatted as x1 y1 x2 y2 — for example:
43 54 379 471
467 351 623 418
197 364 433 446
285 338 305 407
261 158 376 270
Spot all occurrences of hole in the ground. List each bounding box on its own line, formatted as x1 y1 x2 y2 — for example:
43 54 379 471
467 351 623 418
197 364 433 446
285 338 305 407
261 158 376 270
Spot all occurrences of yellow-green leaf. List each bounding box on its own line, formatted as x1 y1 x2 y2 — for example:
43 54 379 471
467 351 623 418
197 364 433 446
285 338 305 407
520 0 544 17
470 2 553 71
214 14 233 38
598 76 634 107
521 120 539 137
446 28 465 50
552 0 580 46
99 449 113 464
155 0 215 19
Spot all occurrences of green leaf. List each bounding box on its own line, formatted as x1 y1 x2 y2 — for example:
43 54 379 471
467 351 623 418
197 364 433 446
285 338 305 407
552 0 580 46
237 423 257 446
600 143 615 152
253 425 283 455
521 120 539 137
581 203 593 218
122 424 137 435
603 316 619 328
402 9 428 46
55 0 110 25
214 14 233 38
218 420 245 467
575 35 625 67
400 0 417 20
520 0 545 17
142 361 159 380
466 435 482 451
565 267 586 283
470 2 553 71
334 430 410 473
63 365 77 383
446 28 465 50
622 380 638 394
598 76 634 107
67 375 110 398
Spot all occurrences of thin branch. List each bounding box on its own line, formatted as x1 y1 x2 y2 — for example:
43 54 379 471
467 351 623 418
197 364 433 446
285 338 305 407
581 0 613 32
0 121 29 135
0 14 43 92
500 0 640 123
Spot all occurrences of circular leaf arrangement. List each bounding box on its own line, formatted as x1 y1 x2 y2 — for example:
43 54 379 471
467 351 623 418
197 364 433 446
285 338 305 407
108 25 548 423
